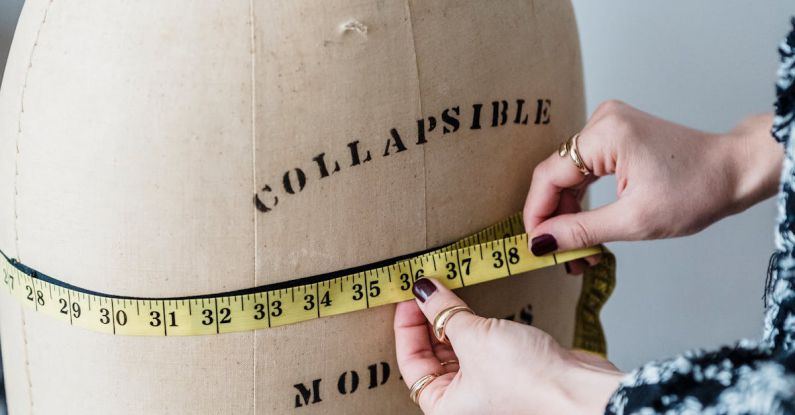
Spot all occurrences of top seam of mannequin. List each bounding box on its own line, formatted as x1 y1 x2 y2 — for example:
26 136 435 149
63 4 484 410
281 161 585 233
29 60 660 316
249 0 259 413
404 0 427 249
15 1 56 412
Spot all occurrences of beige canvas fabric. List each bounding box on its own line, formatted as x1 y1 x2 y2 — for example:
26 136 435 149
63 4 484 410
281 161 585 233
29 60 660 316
0 0 586 413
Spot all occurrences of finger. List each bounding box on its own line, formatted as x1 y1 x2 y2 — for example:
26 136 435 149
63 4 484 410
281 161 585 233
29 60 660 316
394 300 454 413
523 153 589 233
553 195 587 275
394 300 445 388
411 278 481 354
432 343 460 374
523 132 604 232
425 323 459 373
529 199 632 252
564 259 589 275
584 254 602 266
553 188 583 215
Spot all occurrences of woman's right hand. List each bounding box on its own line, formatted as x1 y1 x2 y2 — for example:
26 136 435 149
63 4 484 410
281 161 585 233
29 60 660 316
523 101 781 263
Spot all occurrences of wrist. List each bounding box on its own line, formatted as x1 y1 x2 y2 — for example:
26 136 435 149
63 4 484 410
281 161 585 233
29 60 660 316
553 357 624 415
720 114 781 214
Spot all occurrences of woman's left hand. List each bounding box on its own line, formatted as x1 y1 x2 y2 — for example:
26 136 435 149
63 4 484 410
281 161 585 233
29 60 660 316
394 278 624 415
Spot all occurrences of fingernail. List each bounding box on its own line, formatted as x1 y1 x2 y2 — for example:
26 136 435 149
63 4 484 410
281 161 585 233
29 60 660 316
531 234 558 256
412 278 436 303
564 262 571 274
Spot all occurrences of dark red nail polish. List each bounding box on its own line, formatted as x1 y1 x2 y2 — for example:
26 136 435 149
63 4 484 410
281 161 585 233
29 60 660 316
531 234 558 256
412 278 436 303
564 262 571 274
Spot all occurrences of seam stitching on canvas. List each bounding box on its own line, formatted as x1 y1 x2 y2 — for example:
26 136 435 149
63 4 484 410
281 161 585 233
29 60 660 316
16 1 55 412
20 313 33 413
404 0 427 248
248 0 258 412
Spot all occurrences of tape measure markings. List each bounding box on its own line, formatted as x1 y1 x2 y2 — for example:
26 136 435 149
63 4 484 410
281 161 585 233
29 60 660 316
0 214 609 340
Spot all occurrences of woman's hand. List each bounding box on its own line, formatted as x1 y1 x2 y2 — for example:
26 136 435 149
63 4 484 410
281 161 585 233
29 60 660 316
524 101 780 267
394 278 623 414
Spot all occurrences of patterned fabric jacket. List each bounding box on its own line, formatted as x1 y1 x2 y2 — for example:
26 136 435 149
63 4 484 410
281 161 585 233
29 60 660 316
605 20 795 415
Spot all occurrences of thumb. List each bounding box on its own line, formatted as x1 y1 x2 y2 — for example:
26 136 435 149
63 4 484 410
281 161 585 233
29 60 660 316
411 278 483 355
528 200 632 253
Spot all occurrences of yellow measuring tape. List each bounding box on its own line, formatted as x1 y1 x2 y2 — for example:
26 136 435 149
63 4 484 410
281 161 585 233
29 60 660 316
0 214 614 352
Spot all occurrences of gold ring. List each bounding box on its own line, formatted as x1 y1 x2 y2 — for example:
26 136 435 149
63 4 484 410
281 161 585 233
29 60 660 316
409 373 439 405
440 359 459 367
432 306 475 345
558 133 592 176
558 140 570 157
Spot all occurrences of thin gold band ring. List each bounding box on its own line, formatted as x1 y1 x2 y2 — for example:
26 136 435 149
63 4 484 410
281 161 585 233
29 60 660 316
409 373 439 405
432 306 475 345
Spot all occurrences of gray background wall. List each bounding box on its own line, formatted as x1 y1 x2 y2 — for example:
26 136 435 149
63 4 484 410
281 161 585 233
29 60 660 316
0 1 792 372
0 0 22 73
